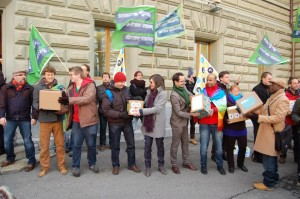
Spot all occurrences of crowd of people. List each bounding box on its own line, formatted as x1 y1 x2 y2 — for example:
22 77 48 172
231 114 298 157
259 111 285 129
0 65 300 192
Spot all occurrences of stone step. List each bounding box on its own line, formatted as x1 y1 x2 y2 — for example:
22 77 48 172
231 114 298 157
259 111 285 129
0 151 55 175
0 144 40 163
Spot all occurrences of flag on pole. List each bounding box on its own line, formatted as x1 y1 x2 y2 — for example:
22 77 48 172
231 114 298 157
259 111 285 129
193 54 218 93
155 4 185 41
27 25 54 85
113 48 126 76
248 34 289 65
292 7 300 43
112 6 157 52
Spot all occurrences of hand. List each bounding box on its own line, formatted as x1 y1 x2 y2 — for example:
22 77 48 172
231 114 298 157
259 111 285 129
190 112 200 117
58 96 69 105
31 119 37 125
133 111 141 117
209 109 214 116
0 117 7 126
246 113 258 121
119 111 131 119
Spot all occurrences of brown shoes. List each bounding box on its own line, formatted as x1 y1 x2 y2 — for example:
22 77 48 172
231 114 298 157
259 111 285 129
190 139 198 145
112 167 119 175
39 168 49 177
1 160 15 167
253 182 273 191
182 163 197 171
98 145 106 151
172 166 180 174
24 163 36 172
60 167 68 175
128 165 141 173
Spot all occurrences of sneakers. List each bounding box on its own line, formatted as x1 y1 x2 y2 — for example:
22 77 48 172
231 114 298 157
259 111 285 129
60 167 68 175
253 182 273 191
72 167 80 177
217 166 226 175
89 165 99 173
190 139 198 145
38 169 49 177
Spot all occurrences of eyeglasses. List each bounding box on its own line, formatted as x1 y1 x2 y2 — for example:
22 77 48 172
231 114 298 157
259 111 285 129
69 73 76 76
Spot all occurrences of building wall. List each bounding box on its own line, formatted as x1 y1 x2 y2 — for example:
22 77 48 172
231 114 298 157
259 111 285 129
0 0 296 142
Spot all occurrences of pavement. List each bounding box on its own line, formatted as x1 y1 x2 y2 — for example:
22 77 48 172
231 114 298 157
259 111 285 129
0 127 299 199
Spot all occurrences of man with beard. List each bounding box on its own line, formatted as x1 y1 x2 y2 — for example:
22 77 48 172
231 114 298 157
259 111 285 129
0 69 36 172
96 72 111 151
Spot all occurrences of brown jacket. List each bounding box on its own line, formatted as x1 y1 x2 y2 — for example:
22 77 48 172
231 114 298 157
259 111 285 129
254 89 289 157
170 90 191 128
66 80 99 130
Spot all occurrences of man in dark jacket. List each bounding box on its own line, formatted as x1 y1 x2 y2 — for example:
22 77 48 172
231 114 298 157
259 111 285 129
0 69 36 171
96 72 111 151
0 71 5 155
251 72 272 163
102 72 141 175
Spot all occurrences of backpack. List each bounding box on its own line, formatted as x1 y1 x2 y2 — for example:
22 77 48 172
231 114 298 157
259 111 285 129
105 87 130 103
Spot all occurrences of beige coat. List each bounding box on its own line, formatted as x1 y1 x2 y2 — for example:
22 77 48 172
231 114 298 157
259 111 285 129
170 90 191 128
254 89 289 157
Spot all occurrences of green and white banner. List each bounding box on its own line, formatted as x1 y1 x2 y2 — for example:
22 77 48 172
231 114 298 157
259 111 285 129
112 6 156 52
292 7 300 42
155 4 185 41
248 34 289 65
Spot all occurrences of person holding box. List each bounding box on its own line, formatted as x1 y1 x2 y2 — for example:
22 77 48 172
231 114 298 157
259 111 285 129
33 66 67 177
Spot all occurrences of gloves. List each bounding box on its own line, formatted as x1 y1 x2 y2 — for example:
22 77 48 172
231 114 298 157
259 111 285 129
247 113 258 121
119 111 131 119
58 91 69 105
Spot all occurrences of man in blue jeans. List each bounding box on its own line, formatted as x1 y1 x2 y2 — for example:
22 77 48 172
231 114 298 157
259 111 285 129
102 72 141 175
0 69 36 172
59 66 99 177
194 74 227 175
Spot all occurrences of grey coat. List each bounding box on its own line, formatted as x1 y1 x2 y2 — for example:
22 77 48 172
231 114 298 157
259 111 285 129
170 89 191 128
141 87 167 138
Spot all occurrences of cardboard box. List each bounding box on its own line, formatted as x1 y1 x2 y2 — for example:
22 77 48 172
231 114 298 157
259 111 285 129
236 92 263 115
190 94 204 112
198 96 211 119
127 100 144 116
227 106 247 124
289 100 296 112
39 90 62 111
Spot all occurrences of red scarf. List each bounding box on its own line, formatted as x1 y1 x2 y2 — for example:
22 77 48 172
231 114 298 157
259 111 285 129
11 79 25 91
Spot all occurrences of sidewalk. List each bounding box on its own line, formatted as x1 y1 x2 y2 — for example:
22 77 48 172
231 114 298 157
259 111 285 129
0 127 299 199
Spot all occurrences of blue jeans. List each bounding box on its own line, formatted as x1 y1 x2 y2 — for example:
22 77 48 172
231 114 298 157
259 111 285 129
200 124 223 167
262 154 279 188
109 123 136 167
4 120 36 164
99 114 110 146
72 122 98 168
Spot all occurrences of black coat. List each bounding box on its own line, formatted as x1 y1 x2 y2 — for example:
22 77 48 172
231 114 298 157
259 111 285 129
0 82 35 121
252 82 270 104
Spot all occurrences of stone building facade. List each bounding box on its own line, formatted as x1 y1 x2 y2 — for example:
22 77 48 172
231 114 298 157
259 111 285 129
0 0 299 141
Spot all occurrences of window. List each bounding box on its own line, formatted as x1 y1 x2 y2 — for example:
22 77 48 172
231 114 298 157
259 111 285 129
195 42 210 75
94 26 121 79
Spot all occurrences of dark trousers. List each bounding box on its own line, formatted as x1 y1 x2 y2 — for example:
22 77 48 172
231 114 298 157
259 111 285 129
109 123 136 168
189 119 195 139
296 133 300 173
292 126 300 161
0 125 4 155
224 135 247 168
99 114 111 146
251 119 263 161
262 155 279 188
144 135 164 168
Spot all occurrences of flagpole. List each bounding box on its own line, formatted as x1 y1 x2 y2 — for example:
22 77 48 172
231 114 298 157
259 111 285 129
181 0 190 69
32 25 69 73
151 0 159 74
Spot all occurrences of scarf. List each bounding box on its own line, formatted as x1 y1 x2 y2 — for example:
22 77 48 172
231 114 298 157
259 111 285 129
143 90 158 133
229 92 243 102
43 78 57 89
11 79 26 91
130 79 145 88
173 85 190 106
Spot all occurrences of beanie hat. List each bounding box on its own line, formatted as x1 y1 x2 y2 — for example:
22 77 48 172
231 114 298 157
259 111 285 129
114 72 126 83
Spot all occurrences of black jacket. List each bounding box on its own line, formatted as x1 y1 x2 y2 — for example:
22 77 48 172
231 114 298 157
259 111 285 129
96 82 110 114
0 82 35 121
252 82 270 104
185 77 196 94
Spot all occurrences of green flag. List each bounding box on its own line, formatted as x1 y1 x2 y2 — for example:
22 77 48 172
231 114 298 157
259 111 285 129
248 34 289 65
292 7 300 42
155 4 185 41
112 6 156 52
27 25 54 85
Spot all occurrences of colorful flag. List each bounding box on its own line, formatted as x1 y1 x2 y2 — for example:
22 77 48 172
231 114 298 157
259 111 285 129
155 4 185 41
112 6 156 52
193 54 218 93
292 7 300 42
113 48 126 76
248 34 289 65
27 25 54 85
